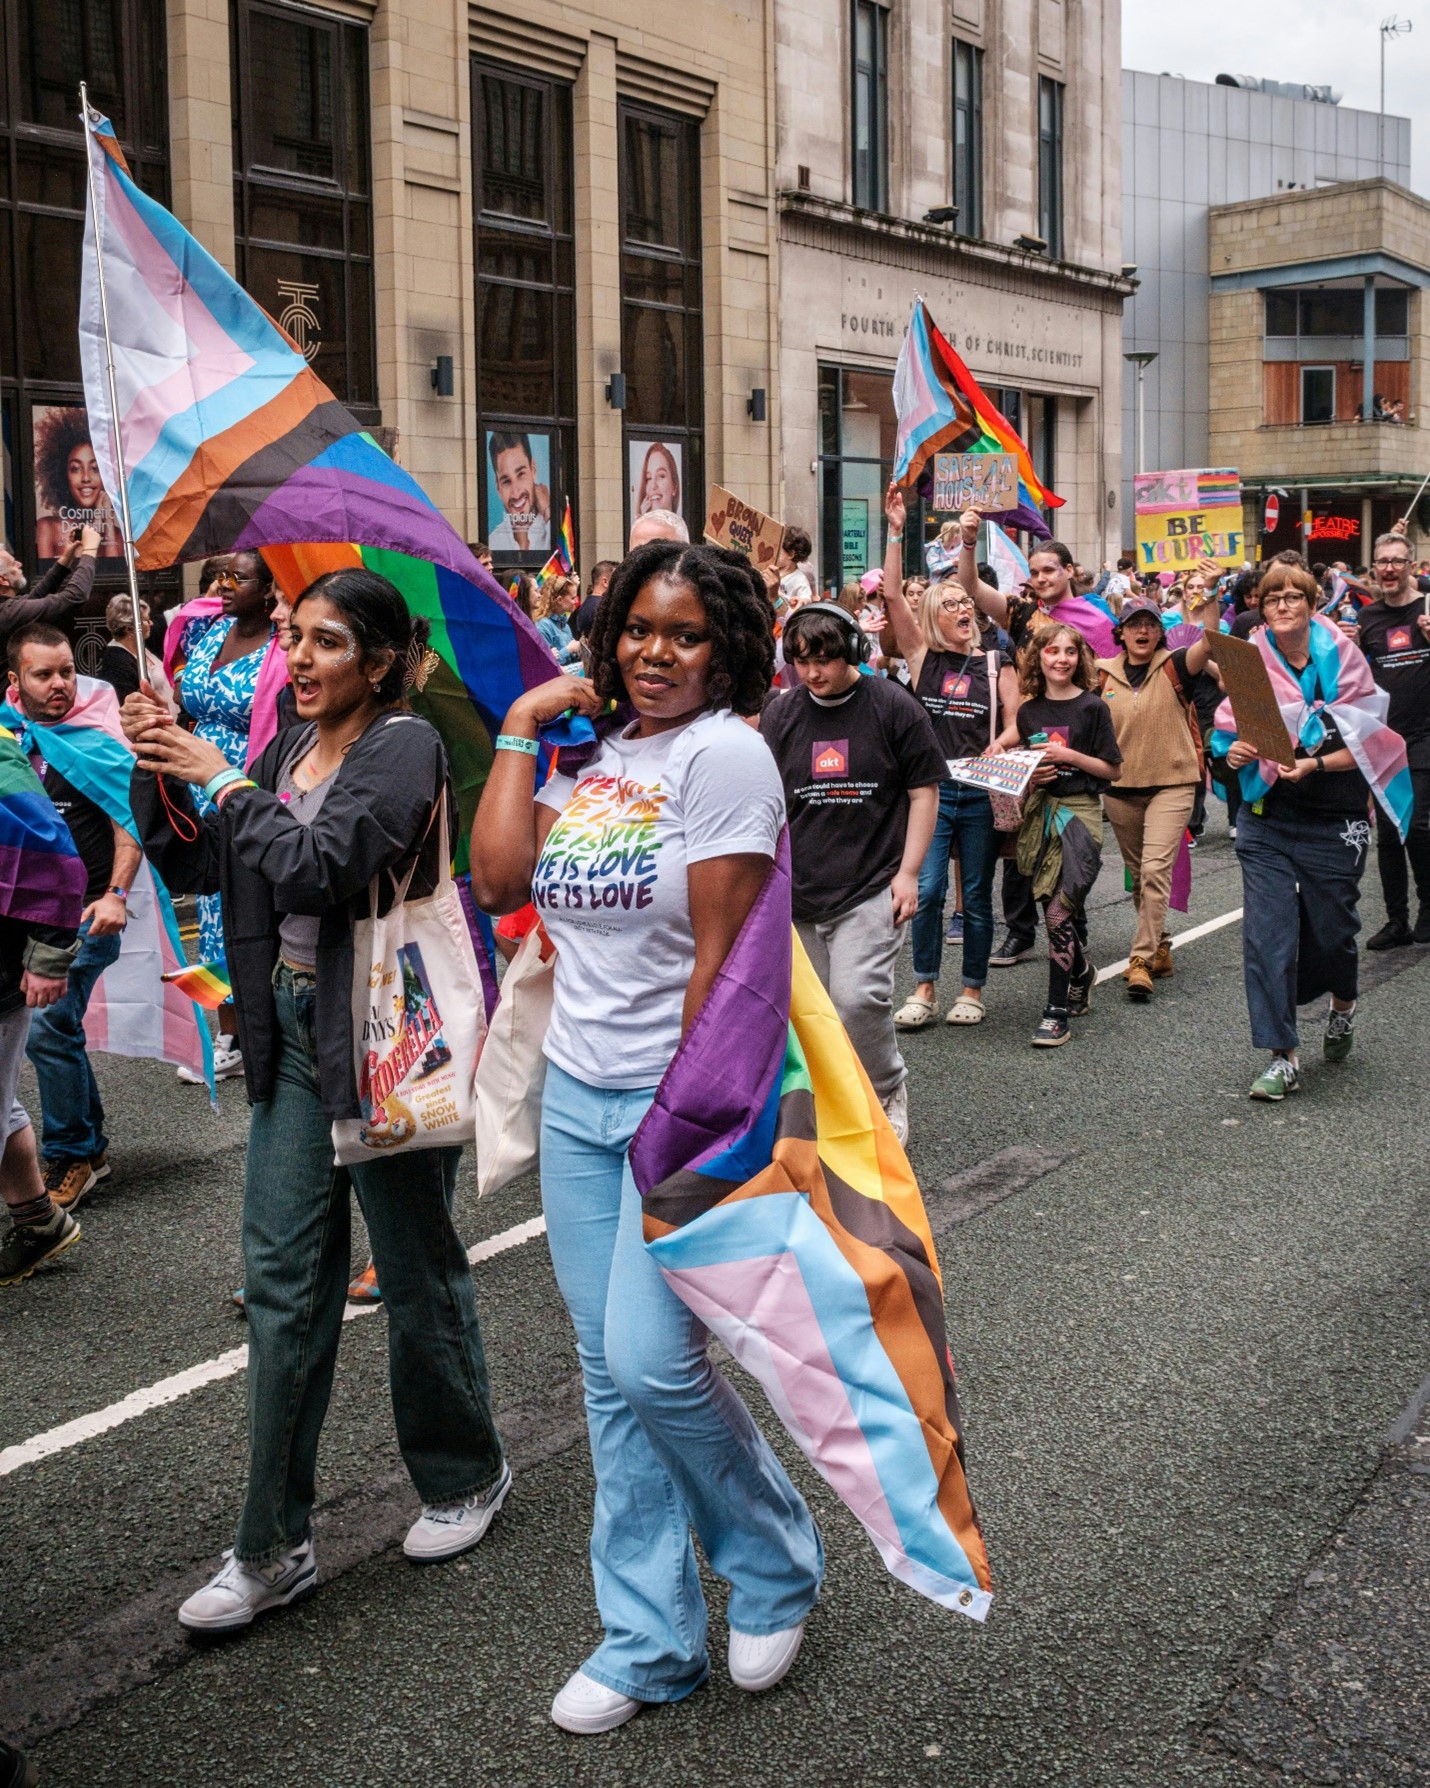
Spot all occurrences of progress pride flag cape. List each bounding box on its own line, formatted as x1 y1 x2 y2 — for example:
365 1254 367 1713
630 837 992 1617
6 679 213 1091
1209 614 1412 835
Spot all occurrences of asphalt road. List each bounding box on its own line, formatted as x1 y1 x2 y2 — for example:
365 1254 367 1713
3 805 1427 1788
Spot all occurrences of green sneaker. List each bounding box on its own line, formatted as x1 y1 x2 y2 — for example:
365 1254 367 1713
1249 1056 1301 1102
1324 1005 1355 1063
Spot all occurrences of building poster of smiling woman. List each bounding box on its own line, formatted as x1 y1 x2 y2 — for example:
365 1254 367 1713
629 439 683 525
32 405 124 560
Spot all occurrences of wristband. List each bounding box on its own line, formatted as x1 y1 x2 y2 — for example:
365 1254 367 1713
495 733 540 757
204 766 249 801
214 777 256 808
887 533 903 545
108 886 128 901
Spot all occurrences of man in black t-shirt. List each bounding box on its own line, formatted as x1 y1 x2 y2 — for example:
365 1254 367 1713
7 625 140 1212
570 559 617 644
1346 529 1430 947
760 605 946 1146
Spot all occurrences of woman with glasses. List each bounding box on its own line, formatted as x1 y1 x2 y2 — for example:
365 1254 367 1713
881 484 1016 1028
1212 559 1405 1101
170 551 283 1079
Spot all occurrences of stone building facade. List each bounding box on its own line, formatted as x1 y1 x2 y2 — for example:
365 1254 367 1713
1208 180 1430 561
777 0 1130 586
1 0 1127 608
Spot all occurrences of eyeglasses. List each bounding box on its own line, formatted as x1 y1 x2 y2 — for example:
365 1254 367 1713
1261 592 1308 612
1373 556 1410 569
937 597 975 612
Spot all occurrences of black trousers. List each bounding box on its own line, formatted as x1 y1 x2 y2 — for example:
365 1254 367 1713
1374 765 1430 925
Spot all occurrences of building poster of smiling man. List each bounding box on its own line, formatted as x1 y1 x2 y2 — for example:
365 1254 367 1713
484 428 552 557
32 405 124 560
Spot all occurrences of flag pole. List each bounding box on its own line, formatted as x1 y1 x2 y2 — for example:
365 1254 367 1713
79 82 148 663
1399 467 1430 530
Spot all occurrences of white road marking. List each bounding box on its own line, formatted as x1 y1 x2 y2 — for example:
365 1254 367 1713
1095 907 1244 984
1 907 1252 1480
0 1215 548 1479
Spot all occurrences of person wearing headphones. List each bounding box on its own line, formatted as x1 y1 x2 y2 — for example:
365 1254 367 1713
759 603 946 1144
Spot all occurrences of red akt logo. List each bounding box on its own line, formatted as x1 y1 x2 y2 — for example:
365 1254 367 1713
812 740 848 778
1388 626 1413 653
1047 725 1071 747
943 672 972 699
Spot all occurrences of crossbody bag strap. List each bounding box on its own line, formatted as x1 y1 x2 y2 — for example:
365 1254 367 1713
986 650 999 750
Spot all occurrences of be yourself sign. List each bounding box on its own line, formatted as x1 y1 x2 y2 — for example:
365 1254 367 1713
1135 467 1244 569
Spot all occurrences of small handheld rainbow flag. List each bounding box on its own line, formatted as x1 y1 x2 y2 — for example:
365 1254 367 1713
535 500 577 588
161 957 232 1010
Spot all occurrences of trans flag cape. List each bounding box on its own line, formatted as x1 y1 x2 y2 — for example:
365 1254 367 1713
892 299 1061 538
1209 614 1412 836
79 104 580 879
5 680 214 1091
0 725 86 929
629 837 992 1617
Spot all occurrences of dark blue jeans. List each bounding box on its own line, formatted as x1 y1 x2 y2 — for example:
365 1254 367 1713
235 966 504 1563
911 783 997 987
25 920 122 1165
1235 804 1367 1052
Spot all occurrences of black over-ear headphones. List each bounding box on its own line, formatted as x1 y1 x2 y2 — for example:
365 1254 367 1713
783 600 871 665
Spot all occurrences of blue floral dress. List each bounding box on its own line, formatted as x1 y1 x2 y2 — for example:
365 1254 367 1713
179 615 275 965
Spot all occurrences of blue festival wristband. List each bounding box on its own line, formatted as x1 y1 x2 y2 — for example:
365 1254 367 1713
204 767 249 801
494 734 541 757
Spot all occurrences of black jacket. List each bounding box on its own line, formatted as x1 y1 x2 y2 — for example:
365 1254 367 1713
0 555 97 642
132 710 454 1118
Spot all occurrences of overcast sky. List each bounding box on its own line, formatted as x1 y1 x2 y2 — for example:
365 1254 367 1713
1123 2 1430 192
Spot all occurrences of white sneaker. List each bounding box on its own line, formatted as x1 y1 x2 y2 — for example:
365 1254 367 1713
728 1621 806 1691
177 1538 316 1632
403 1460 511 1562
880 1080 909 1145
177 1042 243 1084
550 1669 643 1734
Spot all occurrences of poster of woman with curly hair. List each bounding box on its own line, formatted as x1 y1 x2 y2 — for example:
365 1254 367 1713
32 405 124 561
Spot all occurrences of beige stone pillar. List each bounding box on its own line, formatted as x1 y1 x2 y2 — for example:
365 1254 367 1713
165 0 235 271
574 36 624 564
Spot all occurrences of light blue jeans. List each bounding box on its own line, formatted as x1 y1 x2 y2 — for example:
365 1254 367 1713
540 1061 824 1702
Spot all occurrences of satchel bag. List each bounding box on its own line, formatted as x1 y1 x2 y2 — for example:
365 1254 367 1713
331 799 486 1166
472 921 556 1199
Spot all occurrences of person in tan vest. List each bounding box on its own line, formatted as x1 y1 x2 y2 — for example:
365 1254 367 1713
1096 596 1213 999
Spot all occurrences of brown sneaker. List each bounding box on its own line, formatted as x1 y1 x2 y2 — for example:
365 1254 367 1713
1150 940 1174 978
42 1157 99 1211
1126 957 1154 1002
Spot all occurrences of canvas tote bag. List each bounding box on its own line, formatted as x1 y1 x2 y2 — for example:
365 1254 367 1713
331 799 486 1166
472 920 555 1199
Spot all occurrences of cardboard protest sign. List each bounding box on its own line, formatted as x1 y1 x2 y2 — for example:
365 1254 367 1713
706 486 785 568
1135 468 1244 570
933 453 1017 515
945 749 1043 798
1203 632 1297 770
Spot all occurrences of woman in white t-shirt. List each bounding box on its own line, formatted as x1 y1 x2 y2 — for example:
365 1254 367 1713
471 542 823 1736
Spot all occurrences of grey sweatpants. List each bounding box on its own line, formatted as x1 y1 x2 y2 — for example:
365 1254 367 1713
796 886 906 1101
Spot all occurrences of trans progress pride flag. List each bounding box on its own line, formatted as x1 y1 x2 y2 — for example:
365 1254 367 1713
79 104 578 870
630 837 992 1616
893 299 1062 537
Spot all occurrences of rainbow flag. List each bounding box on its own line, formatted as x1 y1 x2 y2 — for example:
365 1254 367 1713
893 300 1061 537
161 958 232 1010
79 104 582 878
535 498 576 588
630 837 992 1617
0 725 86 930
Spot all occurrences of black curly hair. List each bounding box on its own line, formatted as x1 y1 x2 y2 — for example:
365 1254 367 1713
586 542 775 716
33 407 100 516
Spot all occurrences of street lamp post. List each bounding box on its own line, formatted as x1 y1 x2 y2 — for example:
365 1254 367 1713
1380 16 1411 176
1123 351 1158 476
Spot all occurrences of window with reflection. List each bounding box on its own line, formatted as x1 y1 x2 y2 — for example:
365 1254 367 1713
852 1 888 212
952 39 982 239
818 364 921 592
0 0 168 574
619 103 702 535
232 0 375 415
472 64 575 563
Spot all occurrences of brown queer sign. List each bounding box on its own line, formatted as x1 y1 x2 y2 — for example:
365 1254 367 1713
706 486 785 567
1204 631 1297 770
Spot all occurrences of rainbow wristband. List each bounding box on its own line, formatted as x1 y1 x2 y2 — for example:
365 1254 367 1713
214 777 256 808
204 767 249 802
494 734 540 757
